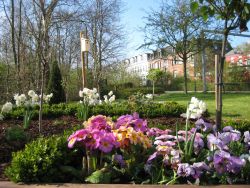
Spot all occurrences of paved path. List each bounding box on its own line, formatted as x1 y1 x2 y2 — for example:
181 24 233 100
0 182 250 188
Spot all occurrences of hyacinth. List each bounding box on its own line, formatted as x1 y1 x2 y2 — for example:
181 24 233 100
181 97 207 119
1 102 13 113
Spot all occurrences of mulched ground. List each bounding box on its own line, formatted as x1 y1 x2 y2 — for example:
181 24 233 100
0 115 187 181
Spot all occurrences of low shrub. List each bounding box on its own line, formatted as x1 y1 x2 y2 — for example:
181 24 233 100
115 87 165 99
5 126 27 142
223 119 250 133
4 101 185 120
5 132 84 183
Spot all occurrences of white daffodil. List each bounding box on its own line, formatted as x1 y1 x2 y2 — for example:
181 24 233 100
28 90 36 97
1 102 13 113
108 91 113 97
109 95 116 103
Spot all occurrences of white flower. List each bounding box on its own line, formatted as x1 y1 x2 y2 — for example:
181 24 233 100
109 95 116 103
93 88 97 93
44 93 53 103
99 100 102 104
19 94 26 102
104 95 108 100
1 102 13 113
145 94 153 99
28 90 36 97
14 94 19 101
191 97 199 107
199 101 207 112
79 100 83 104
182 97 207 119
82 88 89 95
108 91 113 97
32 94 39 104
79 90 84 97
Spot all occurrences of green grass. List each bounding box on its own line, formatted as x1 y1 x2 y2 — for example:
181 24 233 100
155 92 250 120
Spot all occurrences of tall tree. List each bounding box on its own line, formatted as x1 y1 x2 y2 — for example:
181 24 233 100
147 69 164 98
143 0 207 94
47 60 66 104
80 0 125 92
191 0 250 129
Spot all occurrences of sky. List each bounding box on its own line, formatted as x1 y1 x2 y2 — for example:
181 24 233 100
121 0 250 58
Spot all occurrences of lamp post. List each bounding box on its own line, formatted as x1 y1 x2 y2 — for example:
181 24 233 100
80 30 90 89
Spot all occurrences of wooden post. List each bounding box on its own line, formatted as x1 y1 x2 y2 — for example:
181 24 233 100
215 54 221 130
201 31 207 93
80 30 89 89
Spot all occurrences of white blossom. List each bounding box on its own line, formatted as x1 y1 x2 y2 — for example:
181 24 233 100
79 90 84 97
109 95 116 103
181 97 207 119
28 90 36 97
108 91 113 97
145 94 153 99
1 102 13 113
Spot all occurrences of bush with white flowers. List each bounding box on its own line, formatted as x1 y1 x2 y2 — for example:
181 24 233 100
78 88 116 121
1 90 53 129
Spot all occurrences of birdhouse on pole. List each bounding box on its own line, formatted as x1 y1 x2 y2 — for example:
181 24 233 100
81 34 90 52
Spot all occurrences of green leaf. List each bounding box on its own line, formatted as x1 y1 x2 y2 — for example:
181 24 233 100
190 2 199 13
85 168 112 183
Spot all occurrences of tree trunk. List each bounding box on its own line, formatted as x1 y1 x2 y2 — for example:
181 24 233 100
183 55 188 94
216 29 229 130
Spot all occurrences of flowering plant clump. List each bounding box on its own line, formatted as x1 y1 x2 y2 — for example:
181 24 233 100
77 88 115 121
0 90 53 129
144 97 250 185
67 113 152 178
103 91 116 104
0 102 13 120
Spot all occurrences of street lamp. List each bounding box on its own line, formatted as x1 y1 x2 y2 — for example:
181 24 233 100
80 30 90 89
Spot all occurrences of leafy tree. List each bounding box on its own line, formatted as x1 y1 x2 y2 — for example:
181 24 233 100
142 0 207 94
147 69 164 98
47 61 66 104
191 0 250 129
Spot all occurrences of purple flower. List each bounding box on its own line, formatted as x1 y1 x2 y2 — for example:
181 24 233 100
133 119 148 132
147 152 158 163
114 154 126 167
212 150 244 174
207 133 227 151
195 118 213 132
192 162 210 179
223 126 233 132
227 156 246 174
213 150 231 174
115 114 133 128
244 131 250 149
194 134 204 155
88 115 112 131
177 163 194 177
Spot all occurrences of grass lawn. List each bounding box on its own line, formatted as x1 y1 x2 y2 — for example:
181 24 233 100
155 92 250 120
